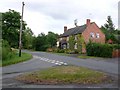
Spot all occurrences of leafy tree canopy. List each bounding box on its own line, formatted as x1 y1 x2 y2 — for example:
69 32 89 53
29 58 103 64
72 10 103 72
2 9 27 47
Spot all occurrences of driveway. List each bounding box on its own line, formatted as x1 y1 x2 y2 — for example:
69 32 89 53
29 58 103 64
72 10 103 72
2 50 119 88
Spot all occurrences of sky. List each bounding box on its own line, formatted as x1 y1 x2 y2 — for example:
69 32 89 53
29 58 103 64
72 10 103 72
0 0 119 36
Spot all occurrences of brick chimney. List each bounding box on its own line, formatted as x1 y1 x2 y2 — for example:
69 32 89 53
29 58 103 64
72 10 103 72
64 26 67 32
86 19 90 26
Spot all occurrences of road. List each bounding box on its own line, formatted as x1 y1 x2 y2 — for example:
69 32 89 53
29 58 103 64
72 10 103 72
2 51 119 88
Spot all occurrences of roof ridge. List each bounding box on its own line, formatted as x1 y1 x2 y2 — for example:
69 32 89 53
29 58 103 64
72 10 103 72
68 24 86 30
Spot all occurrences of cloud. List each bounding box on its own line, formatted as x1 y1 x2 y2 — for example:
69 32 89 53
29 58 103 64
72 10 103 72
0 0 119 36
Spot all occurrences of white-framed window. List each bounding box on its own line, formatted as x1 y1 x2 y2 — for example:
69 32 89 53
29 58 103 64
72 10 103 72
67 37 69 41
67 43 69 49
90 32 95 38
74 43 77 49
56 41 59 47
96 33 100 38
75 35 77 41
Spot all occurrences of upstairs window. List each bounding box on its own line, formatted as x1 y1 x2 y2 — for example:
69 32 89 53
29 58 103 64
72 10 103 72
90 32 95 38
96 33 100 38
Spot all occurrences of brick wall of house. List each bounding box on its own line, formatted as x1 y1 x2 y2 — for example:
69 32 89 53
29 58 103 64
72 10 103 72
82 22 105 44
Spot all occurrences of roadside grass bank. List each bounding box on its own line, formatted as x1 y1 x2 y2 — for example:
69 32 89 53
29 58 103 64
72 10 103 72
49 52 69 56
50 52 104 59
78 55 104 59
16 66 113 85
2 52 32 67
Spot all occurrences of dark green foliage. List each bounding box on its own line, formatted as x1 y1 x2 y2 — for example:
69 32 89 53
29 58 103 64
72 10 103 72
33 33 48 51
22 27 34 49
86 43 113 58
46 32 58 48
104 16 115 32
101 16 119 44
2 9 27 48
101 26 118 43
32 32 58 51
68 35 75 50
113 44 120 49
2 40 15 60
54 48 65 53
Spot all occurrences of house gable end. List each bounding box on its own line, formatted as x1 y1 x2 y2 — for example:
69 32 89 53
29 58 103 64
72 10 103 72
82 22 105 43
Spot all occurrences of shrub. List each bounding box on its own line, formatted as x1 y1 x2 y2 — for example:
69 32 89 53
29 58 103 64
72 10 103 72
113 44 120 49
74 49 79 54
64 49 73 54
2 40 15 60
86 43 113 58
53 48 65 53
58 49 65 53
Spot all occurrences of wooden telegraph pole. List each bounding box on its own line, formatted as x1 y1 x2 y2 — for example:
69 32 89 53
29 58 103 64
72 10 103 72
19 2 25 57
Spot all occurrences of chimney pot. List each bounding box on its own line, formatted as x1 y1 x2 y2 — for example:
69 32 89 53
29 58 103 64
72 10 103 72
64 26 67 32
86 19 90 26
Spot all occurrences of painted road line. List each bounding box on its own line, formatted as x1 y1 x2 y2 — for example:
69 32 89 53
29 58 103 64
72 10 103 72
58 63 62 65
59 62 64 64
34 56 68 66
63 63 68 65
51 61 55 63
55 63 59 65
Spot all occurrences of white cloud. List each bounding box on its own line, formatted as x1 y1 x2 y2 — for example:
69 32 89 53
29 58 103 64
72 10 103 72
0 0 119 36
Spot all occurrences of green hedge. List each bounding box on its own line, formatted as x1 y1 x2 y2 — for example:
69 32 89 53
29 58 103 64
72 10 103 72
86 43 114 58
53 48 65 53
112 44 120 49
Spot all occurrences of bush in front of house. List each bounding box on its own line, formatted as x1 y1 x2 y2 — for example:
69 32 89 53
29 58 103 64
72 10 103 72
53 48 65 53
113 44 120 49
86 43 113 58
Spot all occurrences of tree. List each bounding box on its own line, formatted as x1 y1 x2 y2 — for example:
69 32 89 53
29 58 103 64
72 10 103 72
32 32 59 51
22 27 34 49
104 16 115 32
0 13 2 40
46 32 58 48
2 9 27 48
101 16 117 43
33 33 48 51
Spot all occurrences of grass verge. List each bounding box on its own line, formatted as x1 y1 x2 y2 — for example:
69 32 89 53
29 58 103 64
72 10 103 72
16 66 112 85
49 52 69 56
2 52 32 67
78 55 100 59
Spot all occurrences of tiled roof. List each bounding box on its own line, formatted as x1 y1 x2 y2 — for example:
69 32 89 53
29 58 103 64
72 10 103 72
61 24 87 37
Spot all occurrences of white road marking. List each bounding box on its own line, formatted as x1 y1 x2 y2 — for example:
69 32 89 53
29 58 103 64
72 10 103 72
58 64 62 65
59 62 64 64
51 61 55 63
55 63 59 65
34 56 68 66
63 63 68 65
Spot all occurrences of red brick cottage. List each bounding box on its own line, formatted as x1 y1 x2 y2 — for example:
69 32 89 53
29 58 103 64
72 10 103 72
58 19 105 53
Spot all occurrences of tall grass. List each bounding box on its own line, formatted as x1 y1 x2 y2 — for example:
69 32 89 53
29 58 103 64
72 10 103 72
2 40 13 60
2 52 32 66
1 40 32 66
